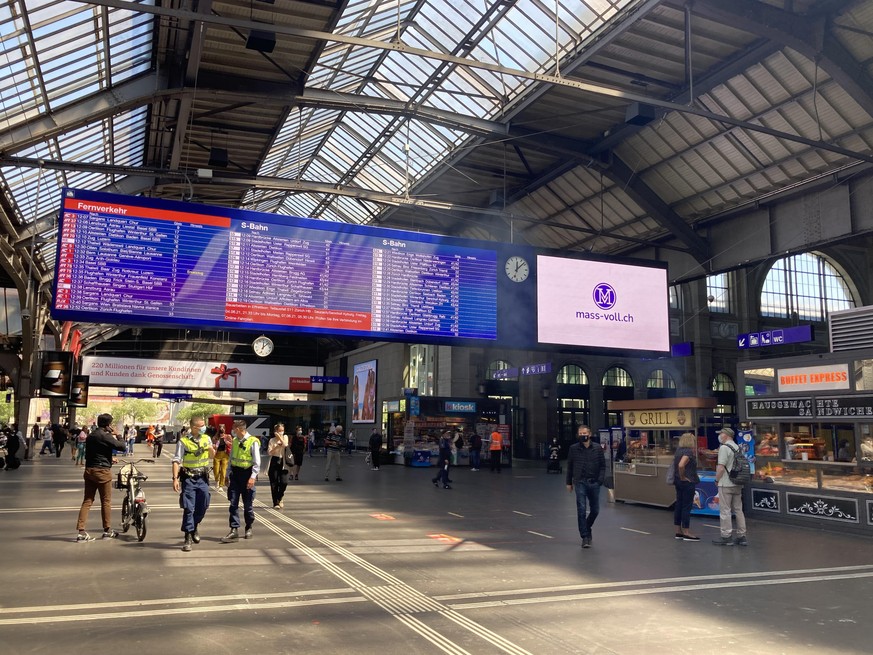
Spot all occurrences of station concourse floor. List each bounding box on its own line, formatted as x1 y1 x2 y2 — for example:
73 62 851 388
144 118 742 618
2 450 872 655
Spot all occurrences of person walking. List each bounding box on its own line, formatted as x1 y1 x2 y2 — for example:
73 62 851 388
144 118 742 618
221 419 261 542
52 423 68 458
39 424 53 455
153 425 165 458
4 423 20 470
469 432 482 471
323 428 343 481
69 425 78 462
75 413 127 542
267 423 289 508
368 428 382 471
489 429 503 473
431 430 453 489
289 426 306 480
74 425 87 467
212 424 231 492
172 417 215 552
126 424 137 456
566 425 605 549
712 427 748 546
308 429 315 457
671 432 700 541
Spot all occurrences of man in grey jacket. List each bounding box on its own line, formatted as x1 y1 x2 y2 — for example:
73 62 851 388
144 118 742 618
566 425 606 549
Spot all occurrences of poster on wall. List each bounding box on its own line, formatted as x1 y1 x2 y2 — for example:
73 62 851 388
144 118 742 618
352 360 377 423
39 351 73 397
68 375 90 407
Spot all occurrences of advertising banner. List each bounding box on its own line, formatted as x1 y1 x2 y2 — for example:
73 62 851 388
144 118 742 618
68 375 90 407
81 356 322 392
40 351 73 397
352 360 377 423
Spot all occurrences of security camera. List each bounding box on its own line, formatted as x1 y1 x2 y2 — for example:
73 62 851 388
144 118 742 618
707 295 715 303
20 309 31 321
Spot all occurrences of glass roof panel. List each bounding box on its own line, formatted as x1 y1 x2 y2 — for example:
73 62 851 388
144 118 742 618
261 0 637 221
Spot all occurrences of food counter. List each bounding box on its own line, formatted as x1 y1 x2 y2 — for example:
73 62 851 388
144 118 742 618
739 351 873 535
609 397 719 510
613 456 676 507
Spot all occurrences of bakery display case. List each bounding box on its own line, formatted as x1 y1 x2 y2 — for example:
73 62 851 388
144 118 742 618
739 351 873 535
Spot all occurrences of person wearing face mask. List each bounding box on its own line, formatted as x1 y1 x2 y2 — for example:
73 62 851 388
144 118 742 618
267 423 289 508
712 427 747 546
172 417 215 552
221 419 261 542
566 425 605 549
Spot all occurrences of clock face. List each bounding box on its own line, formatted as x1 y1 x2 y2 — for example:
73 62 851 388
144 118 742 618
505 256 529 282
252 336 274 357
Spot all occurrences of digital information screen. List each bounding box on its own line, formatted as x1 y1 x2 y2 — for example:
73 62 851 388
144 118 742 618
53 188 498 341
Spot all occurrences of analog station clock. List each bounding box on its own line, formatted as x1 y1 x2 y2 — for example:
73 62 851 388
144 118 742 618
252 335 274 357
505 255 530 282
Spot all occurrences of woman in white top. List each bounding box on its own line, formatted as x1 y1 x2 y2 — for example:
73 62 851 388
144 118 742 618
267 424 289 508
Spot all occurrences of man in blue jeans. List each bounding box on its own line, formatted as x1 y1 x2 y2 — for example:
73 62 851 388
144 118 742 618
221 419 261 543
566 425 606 549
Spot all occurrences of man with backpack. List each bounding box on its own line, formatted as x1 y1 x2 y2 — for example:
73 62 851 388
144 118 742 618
712 427 748 547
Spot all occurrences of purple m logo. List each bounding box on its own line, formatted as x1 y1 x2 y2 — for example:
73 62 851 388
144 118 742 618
592 283 616 309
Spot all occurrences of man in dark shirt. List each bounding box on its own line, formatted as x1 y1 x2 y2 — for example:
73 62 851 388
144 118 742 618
76 413 127 542
566 425 606 549
431 431 453 489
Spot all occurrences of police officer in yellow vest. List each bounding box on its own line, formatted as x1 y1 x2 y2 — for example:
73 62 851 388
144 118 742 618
172 417 215 552
221 419 261 542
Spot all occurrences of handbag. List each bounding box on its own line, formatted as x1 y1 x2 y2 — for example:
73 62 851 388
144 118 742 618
283 445 295 468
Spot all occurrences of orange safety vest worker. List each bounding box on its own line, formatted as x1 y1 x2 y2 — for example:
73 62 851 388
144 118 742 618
489 432 503 450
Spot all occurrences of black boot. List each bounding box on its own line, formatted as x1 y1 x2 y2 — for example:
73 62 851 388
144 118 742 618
182 533 193 552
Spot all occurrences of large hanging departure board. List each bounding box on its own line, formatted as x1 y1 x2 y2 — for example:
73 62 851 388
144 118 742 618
53 188 498 341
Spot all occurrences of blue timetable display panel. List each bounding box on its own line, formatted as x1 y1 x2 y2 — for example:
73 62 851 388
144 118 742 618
53 188 498 341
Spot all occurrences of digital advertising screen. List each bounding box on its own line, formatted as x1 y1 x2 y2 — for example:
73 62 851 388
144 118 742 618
52 188 498 343
39 351 73 397
352 360 377 423
68 375 90 407
536 255 669 352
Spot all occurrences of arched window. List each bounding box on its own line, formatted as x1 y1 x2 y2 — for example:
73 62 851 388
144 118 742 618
760 252 855 321
711 373 735 392
555 364 589 442
711 372 737 416
556 364 588 385
602 366 633 387
669 285 682 310
707 272 733 313
486 359 516 381
646 369 676 389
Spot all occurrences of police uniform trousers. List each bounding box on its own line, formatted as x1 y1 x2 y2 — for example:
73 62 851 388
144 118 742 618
180 475 210 533
227 466 256 529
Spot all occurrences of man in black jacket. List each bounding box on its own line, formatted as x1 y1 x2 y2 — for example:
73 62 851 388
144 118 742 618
566 425 606 549
75 413 127 542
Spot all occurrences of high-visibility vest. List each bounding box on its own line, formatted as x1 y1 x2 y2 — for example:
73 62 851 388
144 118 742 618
180 435 212 468
231 435 258 468
490 433 503 450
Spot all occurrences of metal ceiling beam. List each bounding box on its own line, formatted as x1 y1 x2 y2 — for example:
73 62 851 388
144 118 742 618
168 0 211 171
15 176 154 246
0 72 167 154
681 0 873 119
603 154 712 265
70 0 873 166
